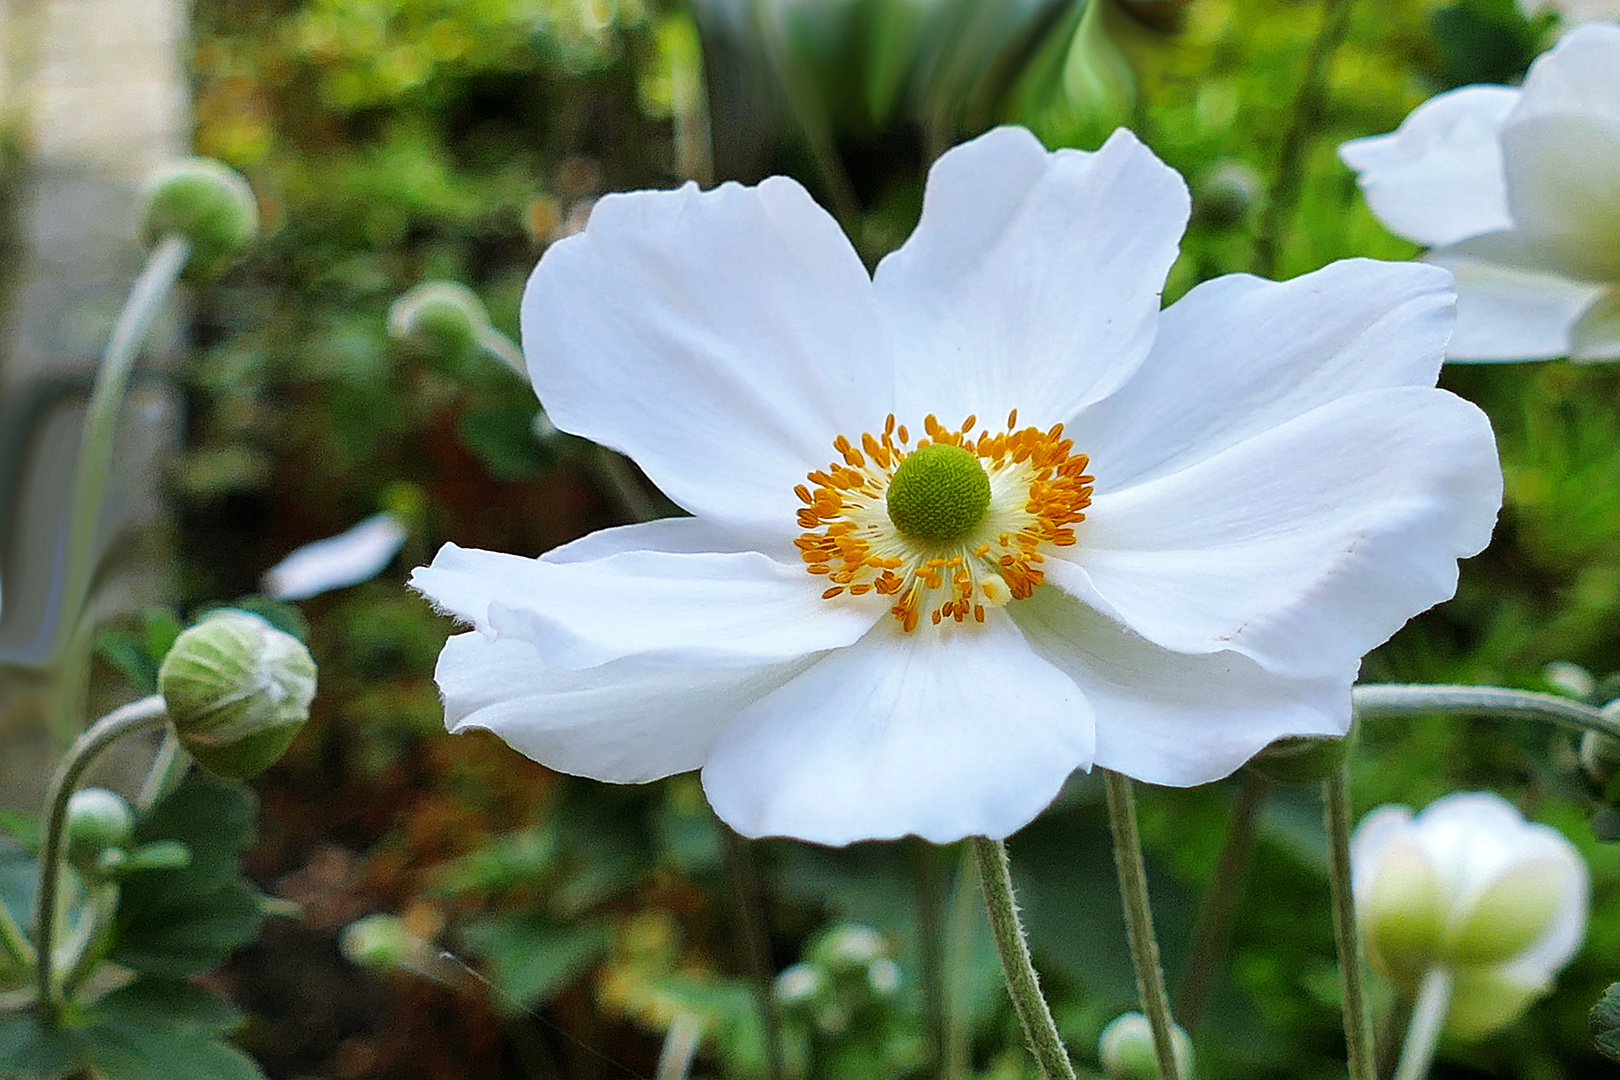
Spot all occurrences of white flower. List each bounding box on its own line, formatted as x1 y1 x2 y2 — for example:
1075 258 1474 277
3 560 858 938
1339 23 1620 361
1351 791 1589 1038
411 126 1502 846
263 512 409 600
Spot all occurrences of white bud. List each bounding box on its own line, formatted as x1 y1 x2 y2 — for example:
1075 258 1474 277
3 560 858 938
1098 1012 1195 1080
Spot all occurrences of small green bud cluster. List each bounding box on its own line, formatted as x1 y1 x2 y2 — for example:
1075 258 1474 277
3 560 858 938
1098 1012 1196 1080
140 158 259 281
63 788 191 879
774 923 901 1036
158 610 317 779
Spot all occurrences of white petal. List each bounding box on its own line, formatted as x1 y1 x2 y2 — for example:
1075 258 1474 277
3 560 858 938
1499 110 1620 282
1009 587 1351 787
874 127 1188 428
1338 86 1519 248
1074 259 1457 493
436 632 809 782
539 515 782 563
410 542 877 670
1349 804 1418 911
1573 288 1620 359
702 613 1093 845
1513 21 1620 130
522 178 892 536
262 513 408 600
1427 242 1607 360
1065 388 1502 679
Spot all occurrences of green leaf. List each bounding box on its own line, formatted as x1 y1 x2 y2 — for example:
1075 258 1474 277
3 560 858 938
109 776 265 977
83 1027 262 1080
92 978 242 1032
0 837 35 937
1591 982 1620 1063
0 1016 83 1079
458 913 609 1011
0 809 39 851
456 406 554 481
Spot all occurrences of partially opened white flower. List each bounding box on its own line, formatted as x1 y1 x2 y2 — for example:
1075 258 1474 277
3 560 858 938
1339 22 1620 360
411 126 1502 846
1351 791 1589 1037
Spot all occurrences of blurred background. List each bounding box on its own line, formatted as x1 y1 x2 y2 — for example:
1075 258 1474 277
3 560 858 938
3 0 1620 1077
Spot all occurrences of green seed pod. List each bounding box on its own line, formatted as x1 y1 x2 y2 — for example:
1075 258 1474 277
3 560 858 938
1244 729 1352 786
139 158 259 281
1098 1012 1196 1080
387 281 490 366
64 788 134 875
158 609 316 779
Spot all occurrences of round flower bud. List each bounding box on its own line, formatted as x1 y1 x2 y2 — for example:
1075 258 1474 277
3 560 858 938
1193 160 1261 229
387 282 490 364
139 158 259 281
866 957 901 996
158 609 317 779
1244 731 1351 785
340 914 417 973
1543 660 1595 701
1581 727 1620 791
808 924 887 973
64 788 134 875
772 961 825 1010
1098 1012 1195 1080
1350 792 1588 1036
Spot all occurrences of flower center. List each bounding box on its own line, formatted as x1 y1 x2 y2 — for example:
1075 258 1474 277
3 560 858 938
795 410 1094 632
885 443 991 542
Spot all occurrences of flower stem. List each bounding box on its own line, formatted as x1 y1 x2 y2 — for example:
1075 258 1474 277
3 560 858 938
1323 762 1375 1080
33 694 169 1021
0 898 33 980
1391 967 1452 1080
1353 683 1620 739
912 838 949 1078
1251 0 1356 278
53 234 191 665
477 326 530 381
971 836 1075 1080
655 1010 706 1080
56 882 119 1001
1104 771 1182 1080
720 827 785 1080
945 842 979 1080
1175 770 1270 1032
136 729 190 813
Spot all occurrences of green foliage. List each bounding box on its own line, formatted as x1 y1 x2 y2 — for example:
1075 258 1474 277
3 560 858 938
0 980 260 1080
1591 982 1620 1063
457 913 610 1011
109 776 265 978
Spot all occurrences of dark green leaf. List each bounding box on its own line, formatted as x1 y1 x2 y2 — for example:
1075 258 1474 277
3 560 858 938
82 1028 262 1080
94 628 161 694
458 914 609 1011
92 978 242 1032
1592 982 1620 1063
457 406 554 481
109 776 264 977
0 837 35 936
0 1015 83 1079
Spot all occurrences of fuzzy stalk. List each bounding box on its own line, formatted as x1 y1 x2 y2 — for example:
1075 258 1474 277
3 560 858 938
1391 967 1452 1080
1324 763 1376 1080
1104 771 1181 1080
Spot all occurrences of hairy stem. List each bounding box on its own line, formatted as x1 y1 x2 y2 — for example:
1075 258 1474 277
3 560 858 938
1353 683 1620 739
1324 763 1376 1080
1105 771 1181 1080
972 836 1075 1080
34 695 169 1020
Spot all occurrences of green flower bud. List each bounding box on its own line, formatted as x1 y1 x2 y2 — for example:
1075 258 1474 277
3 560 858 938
387 282 490 364
1193 161 1261 229
158 609 317 779
64 788 134 874
139 158 259 281
340 914 418 973
1098 1012 1195 1080
1244 730 1351 785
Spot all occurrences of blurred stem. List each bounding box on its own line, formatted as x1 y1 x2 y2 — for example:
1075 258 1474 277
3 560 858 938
913 839 949 1078
136 729 189 813
1175 770 1270 1031
1324 763 1375 1080
655 1010 706 1080
56 881 118 1001
721 828 785 1080
53 234 191 667
1104 772 1181 1080
0 890 33 979
46 621 93 750
944 844 977 1080
1391 967 1451 1080
34 694 168 1022
1250 0 1355 278
1353 683 1620 740
971 836 1075 1080
477 326 529 381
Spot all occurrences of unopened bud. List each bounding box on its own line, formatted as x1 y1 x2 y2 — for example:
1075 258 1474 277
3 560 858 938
140 158 259 281
340 914 418 972
64 788 134 874
387 282 489 364
808 924 887 973
867 957 901 996
1098 1012 1195 1080
1193 161 1260 229
772 961 824 1009
1583 724 1620 791
158 610 316 779
1544 661 1596 700
1245 730 1351 785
